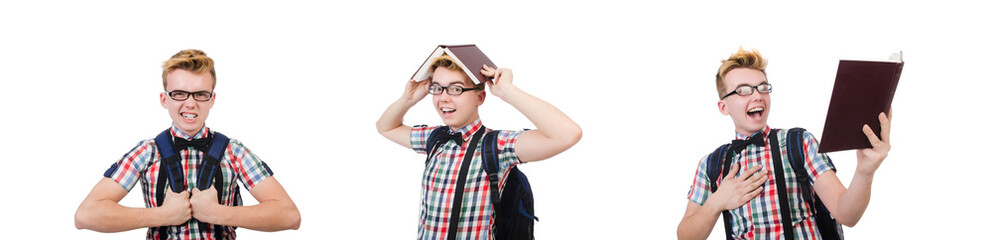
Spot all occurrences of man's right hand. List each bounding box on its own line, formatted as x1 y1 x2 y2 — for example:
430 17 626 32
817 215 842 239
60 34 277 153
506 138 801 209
159 190 192 226
706 163 767 212
402 79 431 103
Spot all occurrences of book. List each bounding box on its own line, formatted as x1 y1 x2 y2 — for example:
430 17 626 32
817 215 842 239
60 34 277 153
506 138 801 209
818 52 904 153
411 44 496 84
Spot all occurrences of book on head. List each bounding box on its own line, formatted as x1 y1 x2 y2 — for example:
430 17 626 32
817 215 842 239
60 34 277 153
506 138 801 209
818 52 904 153
411 44 496 84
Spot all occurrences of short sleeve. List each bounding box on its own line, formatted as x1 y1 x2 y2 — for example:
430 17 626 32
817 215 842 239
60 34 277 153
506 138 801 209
801 131 836 182
410 124 440 154
103 140 157 191
495 130 524 169
686 155 714 206
226 139 274 190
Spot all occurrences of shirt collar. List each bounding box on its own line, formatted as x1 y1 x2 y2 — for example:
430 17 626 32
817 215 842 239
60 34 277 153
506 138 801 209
734 125 772 141
170 124 210 140
449 118 484 141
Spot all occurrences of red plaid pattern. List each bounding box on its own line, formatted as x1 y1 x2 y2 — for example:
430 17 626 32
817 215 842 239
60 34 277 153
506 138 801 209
410 119 523 240
103 125 274 240
687 126 837 240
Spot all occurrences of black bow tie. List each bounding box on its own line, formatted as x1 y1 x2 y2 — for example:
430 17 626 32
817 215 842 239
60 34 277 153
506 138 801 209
437 131 465 146
730 132 765 153
174 136 210 152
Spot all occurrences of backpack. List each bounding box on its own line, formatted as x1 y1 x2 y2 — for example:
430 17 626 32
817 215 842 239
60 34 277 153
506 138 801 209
426 126 537 240
153 129 234 240
706 128 843 240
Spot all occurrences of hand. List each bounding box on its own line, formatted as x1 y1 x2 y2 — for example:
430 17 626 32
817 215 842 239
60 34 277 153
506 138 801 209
160 190 192 226
190 187 221 223
856 111 892 175
707 163 767 212
402 79 431 104
480 64 514 98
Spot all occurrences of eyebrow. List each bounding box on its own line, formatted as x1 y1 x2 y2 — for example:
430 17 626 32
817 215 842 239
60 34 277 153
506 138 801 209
431 81 466 86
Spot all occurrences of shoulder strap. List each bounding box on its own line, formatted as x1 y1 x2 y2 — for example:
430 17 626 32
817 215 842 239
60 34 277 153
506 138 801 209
154 129 185 197
768 129 796 240
785 128 816 215
153 129 183 239
446 128 486 240
481 130 502 237
425 126 449 165
706 144 734 240
196 132 229 191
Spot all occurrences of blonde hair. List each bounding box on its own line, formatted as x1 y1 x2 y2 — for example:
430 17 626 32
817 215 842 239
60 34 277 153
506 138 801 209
162 49 216 89
428 54 485 90
715 47 767 98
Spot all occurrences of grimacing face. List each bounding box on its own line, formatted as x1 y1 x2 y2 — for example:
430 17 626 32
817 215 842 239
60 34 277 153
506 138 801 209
431 67 485 131
160 69 215 137
718 68 770 136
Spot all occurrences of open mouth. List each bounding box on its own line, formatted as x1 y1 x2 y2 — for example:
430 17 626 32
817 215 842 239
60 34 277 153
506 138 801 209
440 107 456 116
181 112 198 120
746 107 764 119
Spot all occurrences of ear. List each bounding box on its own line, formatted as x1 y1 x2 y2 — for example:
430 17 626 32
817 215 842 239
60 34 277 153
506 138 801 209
160 92 168 108
477 90 486 106
717 99 729 116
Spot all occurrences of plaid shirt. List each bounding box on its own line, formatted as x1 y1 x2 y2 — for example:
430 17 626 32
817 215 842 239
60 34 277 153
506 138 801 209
687 126 836 240
410 119 523 240
103 125 274 240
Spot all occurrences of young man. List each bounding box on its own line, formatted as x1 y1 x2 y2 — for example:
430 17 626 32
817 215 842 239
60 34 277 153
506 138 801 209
376 54 582 239
677 48 892 240
75 49 301 239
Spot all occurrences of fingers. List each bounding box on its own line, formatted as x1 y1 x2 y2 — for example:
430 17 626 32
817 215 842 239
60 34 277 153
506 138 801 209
739 164 763 181
879 111 891 142
724 163 741 179
481 65 496 77
862 124 882 148
492 69 502 84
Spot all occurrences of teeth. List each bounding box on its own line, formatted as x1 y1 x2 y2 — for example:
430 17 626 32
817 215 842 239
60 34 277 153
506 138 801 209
748 107 764 113
182 113 197 119
441 108 455 113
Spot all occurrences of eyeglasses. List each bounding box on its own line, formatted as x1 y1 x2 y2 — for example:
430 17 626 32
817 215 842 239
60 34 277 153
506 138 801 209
721 83 773 99
428 84 482 96
165 90 214 101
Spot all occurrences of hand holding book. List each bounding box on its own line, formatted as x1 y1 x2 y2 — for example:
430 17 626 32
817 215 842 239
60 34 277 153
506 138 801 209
855 111 891 176
481 64 514 98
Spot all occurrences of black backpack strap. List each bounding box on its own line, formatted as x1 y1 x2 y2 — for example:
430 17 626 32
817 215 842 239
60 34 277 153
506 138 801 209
197 132 230 239
446 128 487 240
481 130 502 238
768 129 796 240
706 144 734 240
786 128 843 240
785 128 815 216
153 129 185 239
425 126 450 165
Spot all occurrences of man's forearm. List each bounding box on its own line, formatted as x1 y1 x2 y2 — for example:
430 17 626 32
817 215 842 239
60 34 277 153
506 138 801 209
678 203 722 240
75 200 167 232
376 98 415 134
834 172 874 226
498 85 581 145
203 199 301 231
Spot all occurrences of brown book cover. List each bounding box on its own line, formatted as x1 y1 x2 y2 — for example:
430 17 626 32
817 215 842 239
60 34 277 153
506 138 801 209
818 54 903 153
411 44 496 84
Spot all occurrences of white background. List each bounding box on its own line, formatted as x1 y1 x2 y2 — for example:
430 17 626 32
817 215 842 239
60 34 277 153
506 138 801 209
1 1 989 239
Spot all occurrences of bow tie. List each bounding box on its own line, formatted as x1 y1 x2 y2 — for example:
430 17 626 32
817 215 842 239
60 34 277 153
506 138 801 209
174 136 210 152
730 132 765 153
437 131 465 146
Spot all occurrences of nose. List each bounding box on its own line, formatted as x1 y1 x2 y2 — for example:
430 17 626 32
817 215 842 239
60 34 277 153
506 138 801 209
182 97 198 108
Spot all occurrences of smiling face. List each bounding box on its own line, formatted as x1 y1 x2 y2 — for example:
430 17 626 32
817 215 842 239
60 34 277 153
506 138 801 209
160 69 215 137
431 67 485 130
718 68 770 136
